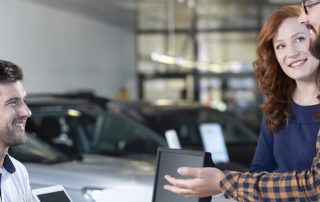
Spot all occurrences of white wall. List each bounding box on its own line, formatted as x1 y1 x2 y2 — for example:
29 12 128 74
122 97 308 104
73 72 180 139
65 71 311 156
0 0 136 98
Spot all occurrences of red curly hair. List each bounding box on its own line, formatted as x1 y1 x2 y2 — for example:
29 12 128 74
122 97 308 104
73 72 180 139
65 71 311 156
253 5 320 132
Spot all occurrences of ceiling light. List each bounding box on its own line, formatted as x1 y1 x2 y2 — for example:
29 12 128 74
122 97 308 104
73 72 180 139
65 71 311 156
150 52 225 73
151 52 176 65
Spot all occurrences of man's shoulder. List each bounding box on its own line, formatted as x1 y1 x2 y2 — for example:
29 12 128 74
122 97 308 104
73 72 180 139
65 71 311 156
7 154 27 173
4 155 32 201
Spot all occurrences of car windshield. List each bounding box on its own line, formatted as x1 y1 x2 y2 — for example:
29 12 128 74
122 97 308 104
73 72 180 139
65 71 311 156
9 133 71 164
86 111 167 156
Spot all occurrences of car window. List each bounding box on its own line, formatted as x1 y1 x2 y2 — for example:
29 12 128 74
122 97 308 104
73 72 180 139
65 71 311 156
202 110 258 142
89 111 167 156
25 110 88 158
27 107 167 158
145 108 258 149
149 114 203 149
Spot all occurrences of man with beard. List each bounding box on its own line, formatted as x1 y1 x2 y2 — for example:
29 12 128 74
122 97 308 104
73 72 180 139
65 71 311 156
299 0 320 60
0 60 32 201
164 4 320 201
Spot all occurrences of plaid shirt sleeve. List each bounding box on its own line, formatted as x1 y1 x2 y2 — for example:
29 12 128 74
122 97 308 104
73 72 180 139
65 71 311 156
220 129 320 201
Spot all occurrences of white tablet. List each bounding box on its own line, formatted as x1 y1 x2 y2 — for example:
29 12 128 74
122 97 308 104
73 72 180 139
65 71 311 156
32 185 73 202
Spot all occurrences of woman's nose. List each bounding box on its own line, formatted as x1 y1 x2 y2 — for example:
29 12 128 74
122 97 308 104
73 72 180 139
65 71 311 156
287 45 299 58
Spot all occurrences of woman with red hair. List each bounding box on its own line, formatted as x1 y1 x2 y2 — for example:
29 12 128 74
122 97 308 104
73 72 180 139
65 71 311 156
250 5 320 173
164 5 320 201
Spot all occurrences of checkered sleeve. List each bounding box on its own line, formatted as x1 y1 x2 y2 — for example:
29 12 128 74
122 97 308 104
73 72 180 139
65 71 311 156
220 129 320 201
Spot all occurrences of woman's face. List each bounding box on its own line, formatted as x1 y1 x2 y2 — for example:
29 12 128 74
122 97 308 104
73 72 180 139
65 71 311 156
273 17 319 83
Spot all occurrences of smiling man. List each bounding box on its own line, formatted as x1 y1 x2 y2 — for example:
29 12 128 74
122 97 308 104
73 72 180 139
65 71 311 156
0 60 32 201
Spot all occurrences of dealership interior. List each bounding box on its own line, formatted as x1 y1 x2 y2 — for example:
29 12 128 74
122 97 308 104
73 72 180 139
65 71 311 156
1 0 305 201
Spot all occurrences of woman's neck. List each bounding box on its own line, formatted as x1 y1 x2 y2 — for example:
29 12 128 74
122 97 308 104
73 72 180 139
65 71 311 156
293 81 319 105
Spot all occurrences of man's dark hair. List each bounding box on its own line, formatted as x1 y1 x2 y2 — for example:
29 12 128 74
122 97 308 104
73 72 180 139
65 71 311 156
0 60 23 82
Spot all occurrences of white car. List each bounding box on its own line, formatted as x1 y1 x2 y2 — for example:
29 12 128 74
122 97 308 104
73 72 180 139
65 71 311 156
10 135 155 202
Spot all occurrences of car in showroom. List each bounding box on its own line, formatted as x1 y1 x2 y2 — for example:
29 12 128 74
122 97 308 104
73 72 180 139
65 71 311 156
25 95 167 161
9 134 155 202
107 100 259 168
43 93 257 170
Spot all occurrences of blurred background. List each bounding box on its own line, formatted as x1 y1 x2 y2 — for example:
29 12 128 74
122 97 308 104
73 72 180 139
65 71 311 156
1 0 301 201
0 0 300 133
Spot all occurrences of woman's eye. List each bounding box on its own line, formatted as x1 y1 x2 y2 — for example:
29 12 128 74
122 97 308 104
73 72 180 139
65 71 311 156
275 44 285 50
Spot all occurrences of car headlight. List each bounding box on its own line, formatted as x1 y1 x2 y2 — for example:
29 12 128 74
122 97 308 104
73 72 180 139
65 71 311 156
81 187 104 202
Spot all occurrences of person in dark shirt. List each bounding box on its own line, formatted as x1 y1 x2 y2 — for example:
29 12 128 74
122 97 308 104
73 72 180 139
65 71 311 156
164 4 320 201
250 3 320 173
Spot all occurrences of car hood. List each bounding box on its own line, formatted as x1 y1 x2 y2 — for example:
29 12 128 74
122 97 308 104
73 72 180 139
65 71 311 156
25 158 155 191
81 154 155 172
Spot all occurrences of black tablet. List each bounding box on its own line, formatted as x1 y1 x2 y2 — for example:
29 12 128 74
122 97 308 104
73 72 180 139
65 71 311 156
152 147 215 202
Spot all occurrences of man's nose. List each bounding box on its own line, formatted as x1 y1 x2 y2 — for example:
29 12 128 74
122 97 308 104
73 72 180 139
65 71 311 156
19 103 32 118
298 12 308 25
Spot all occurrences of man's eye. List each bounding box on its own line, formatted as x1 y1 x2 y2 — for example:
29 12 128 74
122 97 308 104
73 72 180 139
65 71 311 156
8 100 18 105
296 36 306 42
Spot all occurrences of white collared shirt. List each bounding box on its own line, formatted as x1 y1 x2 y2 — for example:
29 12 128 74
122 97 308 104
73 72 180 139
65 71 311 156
0 154 32 202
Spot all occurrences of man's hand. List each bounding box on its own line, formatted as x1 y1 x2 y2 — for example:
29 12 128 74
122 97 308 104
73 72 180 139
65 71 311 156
163 167 223 198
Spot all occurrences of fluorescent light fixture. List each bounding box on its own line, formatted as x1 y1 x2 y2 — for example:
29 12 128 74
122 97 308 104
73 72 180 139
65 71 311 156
151 51 225 73
151 52 176 65
197 62 224 73
176 57 195 68
153 99 173 106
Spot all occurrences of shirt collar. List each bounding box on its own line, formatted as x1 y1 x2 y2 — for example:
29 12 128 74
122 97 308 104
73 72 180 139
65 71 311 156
2 154 16 174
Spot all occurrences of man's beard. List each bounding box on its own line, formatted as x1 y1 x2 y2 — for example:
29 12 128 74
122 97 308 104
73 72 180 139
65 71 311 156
308 23 320 60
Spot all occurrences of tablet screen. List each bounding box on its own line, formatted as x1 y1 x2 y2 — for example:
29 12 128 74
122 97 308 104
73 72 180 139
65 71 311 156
152 148 214 202
32 185 73 202
37 191 72 202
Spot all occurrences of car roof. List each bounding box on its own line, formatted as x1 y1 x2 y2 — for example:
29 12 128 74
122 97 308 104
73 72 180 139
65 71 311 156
108 99 218 115
27 95 91 105
27 95 104 110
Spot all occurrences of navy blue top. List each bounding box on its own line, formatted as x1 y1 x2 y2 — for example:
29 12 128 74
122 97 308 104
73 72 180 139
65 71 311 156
250 103 320 173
